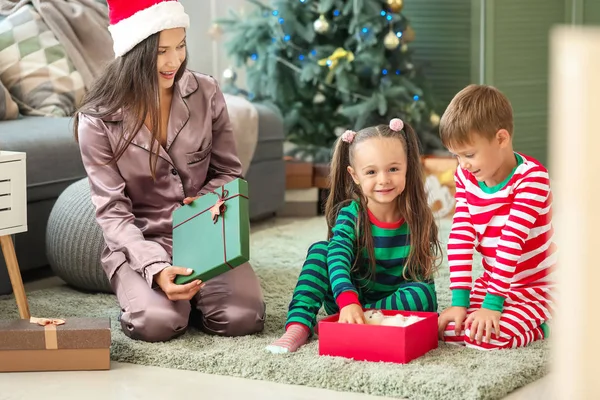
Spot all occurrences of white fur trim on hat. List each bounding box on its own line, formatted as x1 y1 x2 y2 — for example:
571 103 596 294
108 1 190 58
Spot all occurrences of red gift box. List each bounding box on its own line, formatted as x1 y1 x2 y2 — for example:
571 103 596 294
318 309 438 364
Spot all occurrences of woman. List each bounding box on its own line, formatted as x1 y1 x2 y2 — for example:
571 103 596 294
74 0 265 342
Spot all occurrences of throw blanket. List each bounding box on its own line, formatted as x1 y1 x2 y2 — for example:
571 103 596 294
0 0 114 89
224 94 259 176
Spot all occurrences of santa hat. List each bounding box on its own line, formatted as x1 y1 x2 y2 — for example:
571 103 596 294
107 0 190 58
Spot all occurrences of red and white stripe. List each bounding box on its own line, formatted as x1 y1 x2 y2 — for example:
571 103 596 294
444 153 555 349
448 153 557 299
444 277 552 350
443 282 548 350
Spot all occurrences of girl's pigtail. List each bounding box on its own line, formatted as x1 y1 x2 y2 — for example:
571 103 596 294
325 130 356 239
395 121 443 281
400 122 422 170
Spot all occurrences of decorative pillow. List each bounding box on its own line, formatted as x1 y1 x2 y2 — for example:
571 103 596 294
223 93 259 175
0 5 85 117
0 78 18 120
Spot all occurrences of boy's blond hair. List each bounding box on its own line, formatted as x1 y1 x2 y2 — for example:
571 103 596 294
439 84 514 148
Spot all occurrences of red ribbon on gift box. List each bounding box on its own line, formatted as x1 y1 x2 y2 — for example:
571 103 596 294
173 187 248 270
208 189 230 224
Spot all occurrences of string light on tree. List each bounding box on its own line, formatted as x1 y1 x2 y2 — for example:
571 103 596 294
313 14 330 34
216 0 445 161
430 112 441 126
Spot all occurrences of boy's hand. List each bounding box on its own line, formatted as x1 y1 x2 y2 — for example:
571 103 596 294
438 306 468 340
338 304 366 324
465 308 501 345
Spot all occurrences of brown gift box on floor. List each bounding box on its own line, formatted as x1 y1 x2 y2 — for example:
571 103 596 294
0 317 111 372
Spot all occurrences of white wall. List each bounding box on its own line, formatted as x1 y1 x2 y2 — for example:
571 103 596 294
180 0 250 87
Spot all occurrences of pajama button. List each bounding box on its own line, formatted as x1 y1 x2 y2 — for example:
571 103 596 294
171 168 178 175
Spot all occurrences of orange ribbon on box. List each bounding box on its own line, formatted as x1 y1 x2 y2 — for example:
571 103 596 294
30 317 65 350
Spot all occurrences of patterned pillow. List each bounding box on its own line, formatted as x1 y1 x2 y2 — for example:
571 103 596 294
0 78 18 120
0 5 85 117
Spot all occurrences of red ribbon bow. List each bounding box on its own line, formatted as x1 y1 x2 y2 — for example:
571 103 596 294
209 189 229 223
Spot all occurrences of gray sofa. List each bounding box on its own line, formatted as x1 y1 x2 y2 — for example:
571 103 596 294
0 103 285 295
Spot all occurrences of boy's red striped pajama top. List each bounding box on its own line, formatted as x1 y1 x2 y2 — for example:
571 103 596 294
444 153 556 350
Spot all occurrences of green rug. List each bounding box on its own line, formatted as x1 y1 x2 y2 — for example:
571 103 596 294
0 217 550 400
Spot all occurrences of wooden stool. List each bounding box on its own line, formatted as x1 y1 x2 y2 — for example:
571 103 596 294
0 151 30 319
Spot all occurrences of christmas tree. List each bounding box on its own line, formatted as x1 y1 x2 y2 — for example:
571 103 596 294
215 0 445 162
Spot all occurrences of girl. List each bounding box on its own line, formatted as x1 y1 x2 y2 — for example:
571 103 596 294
267 118 442 353
74 0 265 343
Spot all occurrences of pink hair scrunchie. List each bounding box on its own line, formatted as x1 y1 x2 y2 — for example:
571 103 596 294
341 130 356 143
389 118 404 132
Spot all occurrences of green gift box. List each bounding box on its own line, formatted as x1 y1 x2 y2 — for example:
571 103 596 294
172 178 250 284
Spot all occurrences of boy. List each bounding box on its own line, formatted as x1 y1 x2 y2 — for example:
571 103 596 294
437 84 556 350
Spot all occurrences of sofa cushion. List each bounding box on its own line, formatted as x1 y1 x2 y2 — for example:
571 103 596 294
0 115 86 202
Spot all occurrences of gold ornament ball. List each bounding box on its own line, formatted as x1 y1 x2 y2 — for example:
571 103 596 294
384 31 400 50
387 0 403 13
208 23 223 40
430 113 441 126
403 26 416 43
222 68 237 84
313 15 330 34
313 92 326 104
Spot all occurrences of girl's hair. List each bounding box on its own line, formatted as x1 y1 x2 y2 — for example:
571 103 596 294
72 32 188 179
324 120 442 283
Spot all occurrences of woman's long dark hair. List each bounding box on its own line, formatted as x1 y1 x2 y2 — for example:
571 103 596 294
73 32 187 179
324 122 442 283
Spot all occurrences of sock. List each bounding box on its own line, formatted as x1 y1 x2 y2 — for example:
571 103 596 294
265 323 310 354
